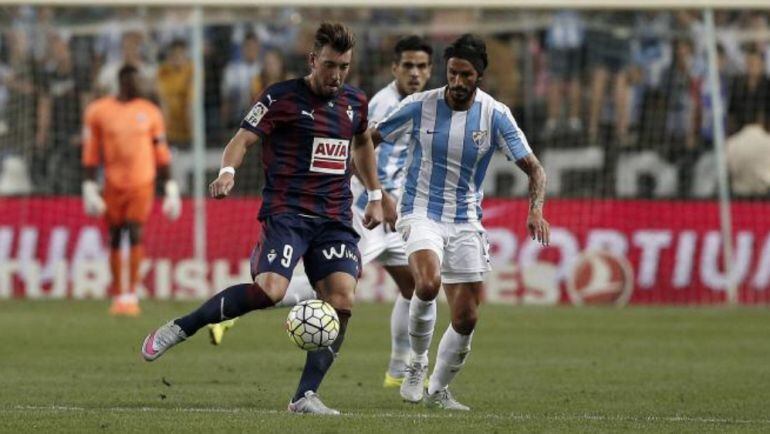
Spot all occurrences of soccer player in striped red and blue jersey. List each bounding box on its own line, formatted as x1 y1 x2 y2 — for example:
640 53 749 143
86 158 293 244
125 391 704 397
141 23 392 415
372 34 550 410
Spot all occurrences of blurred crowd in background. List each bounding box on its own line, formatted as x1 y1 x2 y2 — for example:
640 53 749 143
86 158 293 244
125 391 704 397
0 6 768 198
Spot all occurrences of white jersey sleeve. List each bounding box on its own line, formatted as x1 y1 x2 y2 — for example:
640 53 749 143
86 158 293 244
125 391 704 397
492 102 532 161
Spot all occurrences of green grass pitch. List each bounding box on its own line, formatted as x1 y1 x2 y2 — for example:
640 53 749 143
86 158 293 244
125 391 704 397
1 301 769 433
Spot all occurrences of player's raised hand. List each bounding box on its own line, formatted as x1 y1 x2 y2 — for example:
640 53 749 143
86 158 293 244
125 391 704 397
209 172 235 199
381 191 398 231
527 209 550 246
363 200 383 230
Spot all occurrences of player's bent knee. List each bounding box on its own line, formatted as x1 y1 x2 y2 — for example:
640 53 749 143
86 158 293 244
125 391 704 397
324 291 355 311
451 313 477 335
255 272 290 303
415 274 441 299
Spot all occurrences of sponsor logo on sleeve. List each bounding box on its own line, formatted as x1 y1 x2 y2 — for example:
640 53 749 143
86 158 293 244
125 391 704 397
245 102 268 127
310 137 350 175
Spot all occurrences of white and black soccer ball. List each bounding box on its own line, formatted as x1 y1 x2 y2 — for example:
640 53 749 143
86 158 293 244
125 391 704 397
285 300 340 351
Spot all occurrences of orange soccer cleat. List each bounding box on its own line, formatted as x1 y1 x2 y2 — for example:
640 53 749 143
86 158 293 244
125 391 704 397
109 294 141 317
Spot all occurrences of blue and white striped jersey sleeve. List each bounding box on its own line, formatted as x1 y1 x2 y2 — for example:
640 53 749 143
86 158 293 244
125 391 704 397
492 103 532 161
375 95 421 144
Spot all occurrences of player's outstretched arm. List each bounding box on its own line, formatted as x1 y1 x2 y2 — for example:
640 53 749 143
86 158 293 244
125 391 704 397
352 129 384 229
516 154 550 246
209 128 260 199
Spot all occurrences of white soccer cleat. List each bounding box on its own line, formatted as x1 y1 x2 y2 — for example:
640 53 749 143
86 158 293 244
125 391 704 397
287 391 340 415
141 321 187 362
400 360 428 403
424 387 470 411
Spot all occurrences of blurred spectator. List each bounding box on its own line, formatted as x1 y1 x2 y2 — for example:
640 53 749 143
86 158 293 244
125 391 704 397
0 29 37 160
727 47 769 135
632 13 673 148
157 39 193 148
252 8 302 51
96 31 157 98
220 32 261 130
95 7 147 65
697 44 728 147
0 62 10 140
745 12 770 76
715 11 746 76
36 32 90 193
585 12 635 145
726 124 770 196
661 38 698 150
29 6 55 66
155 9 192 50
252 48 290 96
543 11 584 140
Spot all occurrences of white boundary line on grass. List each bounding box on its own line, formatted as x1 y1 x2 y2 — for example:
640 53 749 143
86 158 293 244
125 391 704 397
5 405 770 425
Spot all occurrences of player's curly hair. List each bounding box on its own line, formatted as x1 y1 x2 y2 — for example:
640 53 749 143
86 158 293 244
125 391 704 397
313 22 356 54
444 33 488 75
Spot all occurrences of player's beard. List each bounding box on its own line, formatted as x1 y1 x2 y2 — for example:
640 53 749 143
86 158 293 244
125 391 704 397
449 84 475 105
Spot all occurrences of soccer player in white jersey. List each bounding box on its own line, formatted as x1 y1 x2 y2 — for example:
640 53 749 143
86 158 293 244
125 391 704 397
349 35 433 388
371 34 550 411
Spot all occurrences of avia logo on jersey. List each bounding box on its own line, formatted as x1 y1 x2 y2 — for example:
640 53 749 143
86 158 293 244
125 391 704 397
245 102 268 127
310 137 350 175
321 244 359 262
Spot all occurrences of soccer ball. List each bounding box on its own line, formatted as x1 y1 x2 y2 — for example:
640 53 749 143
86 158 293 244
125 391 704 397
285 300 340 351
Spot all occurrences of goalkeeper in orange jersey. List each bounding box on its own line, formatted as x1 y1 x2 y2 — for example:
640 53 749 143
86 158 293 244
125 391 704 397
81 65 182 316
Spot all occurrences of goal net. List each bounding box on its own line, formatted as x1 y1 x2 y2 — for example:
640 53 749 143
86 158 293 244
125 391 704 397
0 4 768 305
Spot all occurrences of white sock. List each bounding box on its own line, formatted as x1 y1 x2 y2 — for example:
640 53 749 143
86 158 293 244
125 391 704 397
428 324 473 395
274 274 316 308
408 295 436 365
388 294 412 376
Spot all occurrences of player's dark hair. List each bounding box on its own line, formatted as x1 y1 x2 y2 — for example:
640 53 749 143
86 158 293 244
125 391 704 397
393 35 433 64
444 33 488 75
118 64 139 80
313 22 356 54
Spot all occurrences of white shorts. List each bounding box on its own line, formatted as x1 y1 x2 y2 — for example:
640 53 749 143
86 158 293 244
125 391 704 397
352 205 408 267
395 214 491 283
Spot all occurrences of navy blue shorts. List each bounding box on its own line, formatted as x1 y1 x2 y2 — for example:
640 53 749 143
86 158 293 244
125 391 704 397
250 213 361 286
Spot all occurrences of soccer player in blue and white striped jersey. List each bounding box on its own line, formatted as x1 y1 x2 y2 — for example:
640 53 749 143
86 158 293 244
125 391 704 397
372 34 550 411
350 36 433 389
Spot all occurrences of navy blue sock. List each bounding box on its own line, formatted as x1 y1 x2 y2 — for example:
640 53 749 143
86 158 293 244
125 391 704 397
292 308 351 402
174 282 276 336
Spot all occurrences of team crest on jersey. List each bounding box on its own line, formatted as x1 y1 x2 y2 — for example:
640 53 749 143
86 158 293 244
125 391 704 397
245 102 268 127
472 130 488 147
310 137 349 175
267 249 277 264
346 106 354 122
